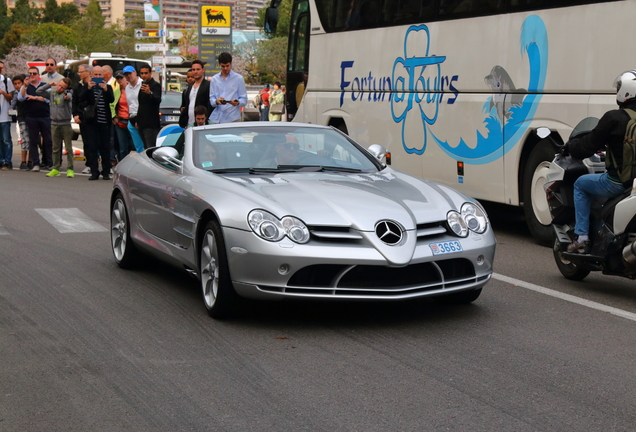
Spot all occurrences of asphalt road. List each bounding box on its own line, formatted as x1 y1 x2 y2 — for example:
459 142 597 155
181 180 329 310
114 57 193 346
1 169 636 431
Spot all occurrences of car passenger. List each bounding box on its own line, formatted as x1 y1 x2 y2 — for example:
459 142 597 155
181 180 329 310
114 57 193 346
200 142 218 169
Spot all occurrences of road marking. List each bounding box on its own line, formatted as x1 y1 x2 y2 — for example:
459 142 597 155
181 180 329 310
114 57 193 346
493 273 636 322
35 208 108 233
0 223 8 235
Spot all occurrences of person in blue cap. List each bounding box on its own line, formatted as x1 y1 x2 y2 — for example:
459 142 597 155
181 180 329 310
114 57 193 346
122 65 145 153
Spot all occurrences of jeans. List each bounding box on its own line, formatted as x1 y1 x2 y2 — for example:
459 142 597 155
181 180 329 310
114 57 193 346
139 127 160 150
26 116 52 167
51 124 74 171
127 121 144 153
259 106 269 121
0 121 11 164
114 123 133 160
574 173 627 236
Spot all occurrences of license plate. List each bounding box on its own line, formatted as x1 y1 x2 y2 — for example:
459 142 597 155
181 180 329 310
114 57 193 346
166 116 179 122
429 240 463 255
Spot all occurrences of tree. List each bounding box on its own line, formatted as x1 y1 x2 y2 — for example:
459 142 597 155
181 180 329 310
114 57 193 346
234 39 260 84
42 0 59 23
178 21 197 61
0 24 28 57
5 44 71 77
57 3 81 26
22 23 78 47
11 0 40 27
256 37 288 81
71 0 113 55
0 0 12 42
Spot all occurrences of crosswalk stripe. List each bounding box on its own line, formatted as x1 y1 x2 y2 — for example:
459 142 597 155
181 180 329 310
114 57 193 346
35 208 108 233
0 223 8 235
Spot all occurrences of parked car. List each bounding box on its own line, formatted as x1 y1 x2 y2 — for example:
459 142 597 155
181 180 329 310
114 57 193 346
110 123 496 318
159 91 182 127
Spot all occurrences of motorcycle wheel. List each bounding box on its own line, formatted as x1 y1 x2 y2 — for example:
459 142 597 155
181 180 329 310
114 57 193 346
553 238 590 281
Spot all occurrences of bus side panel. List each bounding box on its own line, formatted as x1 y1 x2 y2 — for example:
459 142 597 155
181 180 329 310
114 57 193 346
502 94 591 206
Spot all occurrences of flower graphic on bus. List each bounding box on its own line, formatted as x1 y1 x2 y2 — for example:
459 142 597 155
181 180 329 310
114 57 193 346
391 25 446 155
429 15 549 165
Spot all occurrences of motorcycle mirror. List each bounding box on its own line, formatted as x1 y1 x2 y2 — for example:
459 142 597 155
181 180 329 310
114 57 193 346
536 127 551 139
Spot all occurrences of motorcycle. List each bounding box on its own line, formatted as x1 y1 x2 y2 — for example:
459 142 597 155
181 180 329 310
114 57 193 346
541 118 636 280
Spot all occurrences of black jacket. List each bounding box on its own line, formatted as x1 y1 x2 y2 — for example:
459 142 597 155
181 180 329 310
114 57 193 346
179 79 212 128
78 82 115 124
137 78 162 129
569 100 636 187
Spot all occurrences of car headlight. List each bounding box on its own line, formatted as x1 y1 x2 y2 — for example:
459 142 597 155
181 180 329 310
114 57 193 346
447 210 468 237
461 202 488 234
248 210 310 244
446 202 489 237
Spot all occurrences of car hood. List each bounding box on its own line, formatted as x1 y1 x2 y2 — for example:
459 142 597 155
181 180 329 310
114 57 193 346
219 169 466 231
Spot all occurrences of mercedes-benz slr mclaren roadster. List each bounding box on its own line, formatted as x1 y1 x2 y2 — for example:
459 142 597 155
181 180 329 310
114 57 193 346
110 123 496 318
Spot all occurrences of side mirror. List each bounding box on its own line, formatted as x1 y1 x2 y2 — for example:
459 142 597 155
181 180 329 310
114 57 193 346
152 146 182 169
264 7 279 33
368 144 387 161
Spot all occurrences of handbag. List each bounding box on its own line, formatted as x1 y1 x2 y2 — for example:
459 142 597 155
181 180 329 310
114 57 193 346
270 103 284 115
83 91 101 121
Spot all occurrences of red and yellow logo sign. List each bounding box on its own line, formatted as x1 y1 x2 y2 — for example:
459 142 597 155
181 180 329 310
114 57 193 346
201 5 231 28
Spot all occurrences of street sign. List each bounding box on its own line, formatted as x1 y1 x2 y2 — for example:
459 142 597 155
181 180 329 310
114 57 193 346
135 29 163 39
135 43 168 52
152 55 185 65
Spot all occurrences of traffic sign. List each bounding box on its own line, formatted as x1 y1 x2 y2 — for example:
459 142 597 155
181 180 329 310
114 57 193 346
135 43 168 52
152 55 185 65
135 29 163 38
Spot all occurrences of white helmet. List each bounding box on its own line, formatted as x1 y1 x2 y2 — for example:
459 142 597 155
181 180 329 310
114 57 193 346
613 70 636 103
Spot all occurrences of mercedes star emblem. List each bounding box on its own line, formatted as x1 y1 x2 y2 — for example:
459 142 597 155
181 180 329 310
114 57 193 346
375 220 403 245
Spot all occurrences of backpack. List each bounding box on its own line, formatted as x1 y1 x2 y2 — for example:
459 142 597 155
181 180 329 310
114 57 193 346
254 93 261 106
607 108 636 184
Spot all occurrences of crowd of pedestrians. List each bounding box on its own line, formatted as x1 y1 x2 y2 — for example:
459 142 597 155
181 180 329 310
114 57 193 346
0 52 291 177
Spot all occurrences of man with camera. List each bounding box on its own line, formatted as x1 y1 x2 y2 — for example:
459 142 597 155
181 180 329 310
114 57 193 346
122 65 144 153
18 66 52 172
209 52 247 124
136 64 162 149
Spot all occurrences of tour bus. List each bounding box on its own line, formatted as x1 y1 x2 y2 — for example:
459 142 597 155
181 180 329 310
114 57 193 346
267 0 630 246
63 53 151 85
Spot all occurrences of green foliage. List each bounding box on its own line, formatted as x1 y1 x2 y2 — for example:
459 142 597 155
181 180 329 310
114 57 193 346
70 0 112 55
0 0 11 42
256 37 288 81
11 0 40 27
23 23 78 47
0 24 27 57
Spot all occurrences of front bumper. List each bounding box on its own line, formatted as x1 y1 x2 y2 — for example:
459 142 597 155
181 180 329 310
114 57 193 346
224 227 496 301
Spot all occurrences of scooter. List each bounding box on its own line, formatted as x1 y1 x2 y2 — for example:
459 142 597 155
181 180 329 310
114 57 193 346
541 118 636 280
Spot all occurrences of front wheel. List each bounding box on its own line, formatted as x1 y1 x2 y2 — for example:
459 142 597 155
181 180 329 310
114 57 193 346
553 238 590 281
110 194 140 269
523 141 557 246
200 221 240 319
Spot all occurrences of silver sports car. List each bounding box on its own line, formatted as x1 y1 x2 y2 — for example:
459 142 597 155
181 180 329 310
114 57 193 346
110 122 496 318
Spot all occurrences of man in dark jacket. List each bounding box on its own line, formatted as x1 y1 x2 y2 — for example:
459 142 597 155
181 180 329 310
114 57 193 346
179 59 212 128
72 64 93 174
564 70 636 253
18 67 52 172
136 64 162 149
79 65 114 180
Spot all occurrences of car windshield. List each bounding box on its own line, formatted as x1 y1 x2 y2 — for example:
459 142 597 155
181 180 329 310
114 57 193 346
192 126 381 172
161 92 182 107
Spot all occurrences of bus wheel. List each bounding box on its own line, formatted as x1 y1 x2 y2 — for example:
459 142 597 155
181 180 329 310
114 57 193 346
522 141 556 246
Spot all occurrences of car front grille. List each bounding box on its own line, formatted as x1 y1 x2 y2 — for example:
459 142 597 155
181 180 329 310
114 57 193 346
308 221 448 243
258 258 484 298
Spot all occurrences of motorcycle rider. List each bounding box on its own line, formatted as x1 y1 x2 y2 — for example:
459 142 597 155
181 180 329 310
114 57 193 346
564 70 636 253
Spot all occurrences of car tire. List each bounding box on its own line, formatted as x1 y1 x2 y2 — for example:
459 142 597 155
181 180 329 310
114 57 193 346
200 221 240 319
523 141 557 246
110 194 140 269
435 288 482 304
553 238 590 281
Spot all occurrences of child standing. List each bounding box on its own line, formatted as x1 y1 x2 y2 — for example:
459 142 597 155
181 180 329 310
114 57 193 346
11 75 30 170
37 78 74 177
